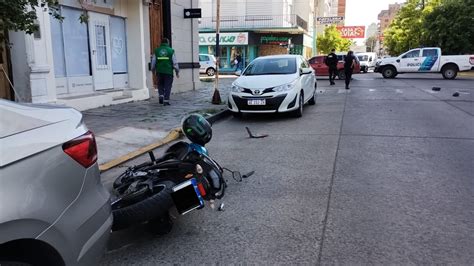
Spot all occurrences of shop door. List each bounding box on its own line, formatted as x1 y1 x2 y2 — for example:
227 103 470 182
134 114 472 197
149 0 163 86
88 12 113 90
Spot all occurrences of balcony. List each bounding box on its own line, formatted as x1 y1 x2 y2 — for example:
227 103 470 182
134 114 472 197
199 14 308 32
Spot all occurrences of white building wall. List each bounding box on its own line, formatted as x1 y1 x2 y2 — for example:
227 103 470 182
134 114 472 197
171 0 200 93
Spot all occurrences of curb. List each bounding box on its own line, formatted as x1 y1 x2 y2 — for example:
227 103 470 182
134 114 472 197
98 109 231 172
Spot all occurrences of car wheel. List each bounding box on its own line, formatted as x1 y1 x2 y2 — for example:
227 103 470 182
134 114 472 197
382 66 397 78
363 67 368 73
294 92 304 118
338 70 346 80
441 65 458 79
206 67 216 76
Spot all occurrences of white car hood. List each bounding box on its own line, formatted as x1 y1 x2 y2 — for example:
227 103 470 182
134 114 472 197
380 57 398 65
234 74 298 89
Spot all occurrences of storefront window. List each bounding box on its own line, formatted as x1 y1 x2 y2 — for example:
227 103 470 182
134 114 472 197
110 16 128 74
62 7 91 77
50 14 66 78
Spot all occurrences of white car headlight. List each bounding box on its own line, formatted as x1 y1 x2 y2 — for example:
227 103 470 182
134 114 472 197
274 80 298 92
231 84 244 93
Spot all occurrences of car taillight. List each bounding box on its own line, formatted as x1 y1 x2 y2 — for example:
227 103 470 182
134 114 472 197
62 131 98 168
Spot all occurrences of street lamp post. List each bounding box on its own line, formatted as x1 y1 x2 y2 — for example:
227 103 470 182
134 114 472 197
212 0 222 104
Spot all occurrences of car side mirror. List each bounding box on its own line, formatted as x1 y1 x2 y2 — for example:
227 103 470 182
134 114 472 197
300 68 311 75
396 59 400 63
235 70 242 76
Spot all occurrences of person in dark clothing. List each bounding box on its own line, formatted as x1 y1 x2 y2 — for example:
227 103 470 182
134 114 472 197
344 50 356 90
324 49 338 85
151 38 180 105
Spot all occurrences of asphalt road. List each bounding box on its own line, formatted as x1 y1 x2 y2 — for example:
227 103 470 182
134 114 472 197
100 72 474 264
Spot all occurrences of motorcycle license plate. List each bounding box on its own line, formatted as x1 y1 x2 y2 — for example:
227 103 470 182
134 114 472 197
248 99 266 105
171 178 204 215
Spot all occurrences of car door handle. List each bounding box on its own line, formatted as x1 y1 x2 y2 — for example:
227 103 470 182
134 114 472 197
414 59 419 61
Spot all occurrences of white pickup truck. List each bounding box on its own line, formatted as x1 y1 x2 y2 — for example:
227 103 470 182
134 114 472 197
375 47 474 79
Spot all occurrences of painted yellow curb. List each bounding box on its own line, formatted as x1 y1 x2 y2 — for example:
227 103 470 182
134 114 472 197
99 127 183 172
459 71 474 77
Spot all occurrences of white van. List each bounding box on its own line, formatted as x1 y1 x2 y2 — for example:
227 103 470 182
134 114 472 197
356 52 377 73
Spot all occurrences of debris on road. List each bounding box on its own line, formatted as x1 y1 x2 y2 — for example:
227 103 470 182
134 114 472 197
432 87 441 91
245 126 269 139
452 92 460 97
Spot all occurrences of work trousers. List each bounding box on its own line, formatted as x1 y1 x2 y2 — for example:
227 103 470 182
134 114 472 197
329 67 338 83
157 73 174 102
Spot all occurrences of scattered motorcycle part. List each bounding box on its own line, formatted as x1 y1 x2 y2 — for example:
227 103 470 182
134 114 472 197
242 171 255 178
223 167 242 182
245 126 269 139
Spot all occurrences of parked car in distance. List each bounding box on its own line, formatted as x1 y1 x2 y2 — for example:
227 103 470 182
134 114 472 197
356 52 377 73
308 53 361 79
228 55 317 118
199 53 217 76
375 47 474 79
0 100 112 266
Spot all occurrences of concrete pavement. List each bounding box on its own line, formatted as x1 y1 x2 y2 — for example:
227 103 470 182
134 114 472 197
83 77 234 167
100 73 474 264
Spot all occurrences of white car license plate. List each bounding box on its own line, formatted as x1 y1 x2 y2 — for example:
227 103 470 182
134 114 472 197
247 99 266 105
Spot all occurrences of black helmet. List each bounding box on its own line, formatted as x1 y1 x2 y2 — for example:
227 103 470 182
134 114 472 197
181 114 212 145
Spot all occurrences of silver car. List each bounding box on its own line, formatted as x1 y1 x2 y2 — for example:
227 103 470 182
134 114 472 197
199 53 217 76
0 100 112 265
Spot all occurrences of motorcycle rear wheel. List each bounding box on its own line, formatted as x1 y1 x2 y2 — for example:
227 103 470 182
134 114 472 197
111 180 175 231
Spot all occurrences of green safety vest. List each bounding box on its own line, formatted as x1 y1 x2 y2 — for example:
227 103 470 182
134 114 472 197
154 43 174 75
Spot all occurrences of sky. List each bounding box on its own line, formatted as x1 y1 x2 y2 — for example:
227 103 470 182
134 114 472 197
345 0 406 43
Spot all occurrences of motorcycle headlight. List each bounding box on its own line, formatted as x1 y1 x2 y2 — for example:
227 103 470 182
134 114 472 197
274 80 298 92
231 84 244 93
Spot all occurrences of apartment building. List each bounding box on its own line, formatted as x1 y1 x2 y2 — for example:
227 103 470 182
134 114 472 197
198 0 312 72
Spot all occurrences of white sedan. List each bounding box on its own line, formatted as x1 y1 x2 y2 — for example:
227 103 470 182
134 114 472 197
227 55 317 117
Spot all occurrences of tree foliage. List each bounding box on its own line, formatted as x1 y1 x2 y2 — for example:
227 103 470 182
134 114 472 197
0 0 62 48
317 25 353 54
384 0 472 55
422 0 474 54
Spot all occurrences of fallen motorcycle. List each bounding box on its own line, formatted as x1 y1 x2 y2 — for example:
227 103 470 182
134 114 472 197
110 114 247 232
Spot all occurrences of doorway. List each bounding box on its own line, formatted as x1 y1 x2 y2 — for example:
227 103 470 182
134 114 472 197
88 12 113 90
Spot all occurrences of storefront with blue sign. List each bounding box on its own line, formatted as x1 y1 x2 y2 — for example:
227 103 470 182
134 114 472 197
199 31 305 73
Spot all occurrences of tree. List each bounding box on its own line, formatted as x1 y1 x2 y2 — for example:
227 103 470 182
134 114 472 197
317 25 353 54
0 0 62 50
422 0 474 54
384 0 444 55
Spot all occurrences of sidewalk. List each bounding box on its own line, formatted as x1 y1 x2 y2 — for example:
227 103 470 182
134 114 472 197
83 77 234 168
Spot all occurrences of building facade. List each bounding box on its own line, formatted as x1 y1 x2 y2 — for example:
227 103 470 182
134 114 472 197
377 3 403 55
198 0 311 72
9 0 199 110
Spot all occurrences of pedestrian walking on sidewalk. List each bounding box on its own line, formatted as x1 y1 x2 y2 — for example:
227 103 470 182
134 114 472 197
151 38 180 106
344 50 356 90
325 49 338 85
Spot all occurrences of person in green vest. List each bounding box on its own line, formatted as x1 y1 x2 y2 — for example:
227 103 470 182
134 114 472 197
151 38 179 105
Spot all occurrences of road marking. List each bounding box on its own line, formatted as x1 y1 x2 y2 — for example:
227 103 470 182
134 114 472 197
369 89 376 92
396 89 403 94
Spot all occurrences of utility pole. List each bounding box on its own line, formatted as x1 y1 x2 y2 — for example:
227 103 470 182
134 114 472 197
312 0 318 56
212 0 222 104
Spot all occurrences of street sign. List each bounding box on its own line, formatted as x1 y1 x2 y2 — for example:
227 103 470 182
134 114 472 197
316 16 344 24
337 26 366 39
184 8 201 18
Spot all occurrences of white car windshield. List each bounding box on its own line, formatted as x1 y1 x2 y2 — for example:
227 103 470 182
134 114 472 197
243 58 297 76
